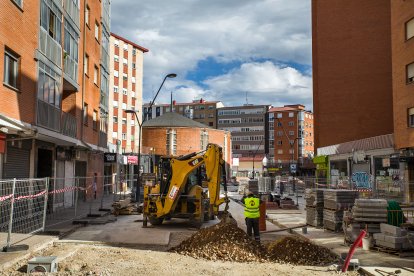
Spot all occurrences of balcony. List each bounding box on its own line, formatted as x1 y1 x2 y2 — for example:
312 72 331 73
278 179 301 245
64 0 80 30
99 130 108 148
37 100 77 138
102 0 110 31
63 54 78 91
39 28 62 68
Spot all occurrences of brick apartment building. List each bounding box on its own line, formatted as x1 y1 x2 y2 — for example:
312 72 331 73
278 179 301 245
108 33 148 155
143 99 224 129
268 105 314 175
312 0 414 202
0 0 110 189
217 104 270 178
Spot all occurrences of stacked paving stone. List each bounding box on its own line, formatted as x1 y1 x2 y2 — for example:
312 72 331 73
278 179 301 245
248 179 259 195
323 190 359 232
351 199 387 235
305 189 324 227
373 223 414 250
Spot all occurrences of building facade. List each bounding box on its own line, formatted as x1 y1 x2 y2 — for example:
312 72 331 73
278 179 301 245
217 104 270 177
312 0 394 149
312 0 414 202
268 105 314 175
108 33 148 155
143 99 224 128
0 0 110 190
391 0 414 201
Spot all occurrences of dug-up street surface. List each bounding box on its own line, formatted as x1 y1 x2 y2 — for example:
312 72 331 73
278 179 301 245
2 242 356 276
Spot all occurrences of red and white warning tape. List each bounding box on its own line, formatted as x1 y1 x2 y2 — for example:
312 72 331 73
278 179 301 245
14 190 46 201
49 186 78 194
0 194 13 202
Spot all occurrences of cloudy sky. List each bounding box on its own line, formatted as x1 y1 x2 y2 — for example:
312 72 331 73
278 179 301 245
111 0 312 109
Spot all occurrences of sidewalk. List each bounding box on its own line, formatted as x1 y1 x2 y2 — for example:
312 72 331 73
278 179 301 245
0 193 117 271
265 201 414 275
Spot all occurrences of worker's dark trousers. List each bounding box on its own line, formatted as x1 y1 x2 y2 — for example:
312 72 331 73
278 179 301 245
245 217 260 241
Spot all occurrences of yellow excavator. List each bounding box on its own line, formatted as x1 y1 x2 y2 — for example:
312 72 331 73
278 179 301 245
143 143 230 227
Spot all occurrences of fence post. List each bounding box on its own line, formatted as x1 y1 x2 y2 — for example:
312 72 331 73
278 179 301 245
42 177 50 231
6 178 17 249
75 177 79 218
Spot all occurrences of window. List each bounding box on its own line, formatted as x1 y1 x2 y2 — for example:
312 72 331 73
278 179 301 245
83 103 88 125
123 58 127 65
114 55 119 62
288 121 294 126
12 0 23 9
40 0 62 43
113 116 118 123
166 129 177 155
289 112 294 117
200 130 209 150
409 108 414 127
277 140 282 145
37 61 61 107
277 131 283 136
131 91 135 98
407 18 414 40
277 149 283 154
84 54 89 75
132 63 136 69
94 65 98 84
123 44 128 51
122 88 127 95
131 135 135 141
132 48 137 55
114 70 119 77
289 149 294 154
93 110 98 130
94 21 99 40
3 48 20 90
122 133 126 140
114 39 119 47
277 113 282 118
123 73 127 81
122 118 127 125
407 62 414 84
131 120 135 126
289 131 294 136
131 77 136 83
85 5 90 26
112 132 117 138
113 101 118 107
114 86 118 93
121 103 127 110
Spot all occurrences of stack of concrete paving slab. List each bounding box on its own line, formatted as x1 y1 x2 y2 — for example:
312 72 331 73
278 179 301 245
247 179 259 195
305 189 324 227
373 223 414 251
323 190 359 232
351 199 387 235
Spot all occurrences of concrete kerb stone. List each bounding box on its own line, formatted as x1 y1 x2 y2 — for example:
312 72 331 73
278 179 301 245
0 236 59 272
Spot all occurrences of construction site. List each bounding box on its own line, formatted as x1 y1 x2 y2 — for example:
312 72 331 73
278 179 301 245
0 143 413 275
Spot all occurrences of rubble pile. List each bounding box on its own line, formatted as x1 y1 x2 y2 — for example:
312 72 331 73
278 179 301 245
266 236 338 266
170 221 266 262
172 222 338 266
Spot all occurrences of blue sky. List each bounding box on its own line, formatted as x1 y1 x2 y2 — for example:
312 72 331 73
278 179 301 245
111 0 312 109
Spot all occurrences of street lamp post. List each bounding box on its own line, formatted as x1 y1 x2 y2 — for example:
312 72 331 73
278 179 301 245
147 73 177 118
125 110 143 203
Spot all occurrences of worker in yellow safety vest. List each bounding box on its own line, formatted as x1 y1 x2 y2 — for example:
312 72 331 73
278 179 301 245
242 191 261 241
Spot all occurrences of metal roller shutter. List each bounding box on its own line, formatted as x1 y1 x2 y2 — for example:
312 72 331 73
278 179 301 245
3 146 30 179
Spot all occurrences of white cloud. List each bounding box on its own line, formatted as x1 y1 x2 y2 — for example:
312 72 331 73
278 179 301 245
111 0 312 108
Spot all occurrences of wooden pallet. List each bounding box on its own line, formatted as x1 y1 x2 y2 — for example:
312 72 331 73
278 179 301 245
372 246 414 258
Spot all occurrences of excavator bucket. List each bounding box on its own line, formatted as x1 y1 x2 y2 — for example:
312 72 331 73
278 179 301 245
216 194 237 225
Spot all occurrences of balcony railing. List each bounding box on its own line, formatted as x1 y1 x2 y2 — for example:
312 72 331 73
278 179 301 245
37 100 77 138
62 111 77 138
99 130 108 148
39 28 62 68
64 0 80 29
64 55 78 84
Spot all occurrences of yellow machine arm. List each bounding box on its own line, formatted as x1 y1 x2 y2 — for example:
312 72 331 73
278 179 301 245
155 143 227 217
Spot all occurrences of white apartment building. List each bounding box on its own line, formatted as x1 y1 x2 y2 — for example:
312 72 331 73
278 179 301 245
108 33 148 153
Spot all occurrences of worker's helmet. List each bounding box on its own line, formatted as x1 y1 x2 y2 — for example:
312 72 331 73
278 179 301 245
247 191 254 196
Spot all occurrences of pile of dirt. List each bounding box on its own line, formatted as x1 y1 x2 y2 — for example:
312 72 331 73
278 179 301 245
172 222 338 266
170 221 267 262
266 236 338 266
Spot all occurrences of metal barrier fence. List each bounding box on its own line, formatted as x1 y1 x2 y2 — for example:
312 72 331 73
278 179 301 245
0 173 142 251
0 178 48 250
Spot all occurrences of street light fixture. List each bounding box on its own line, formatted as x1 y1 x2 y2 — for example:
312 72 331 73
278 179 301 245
125 109 143 203
147 73 177 119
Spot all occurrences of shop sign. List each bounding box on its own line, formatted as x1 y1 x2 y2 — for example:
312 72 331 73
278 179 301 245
104 153 117 163
127 155 138 164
